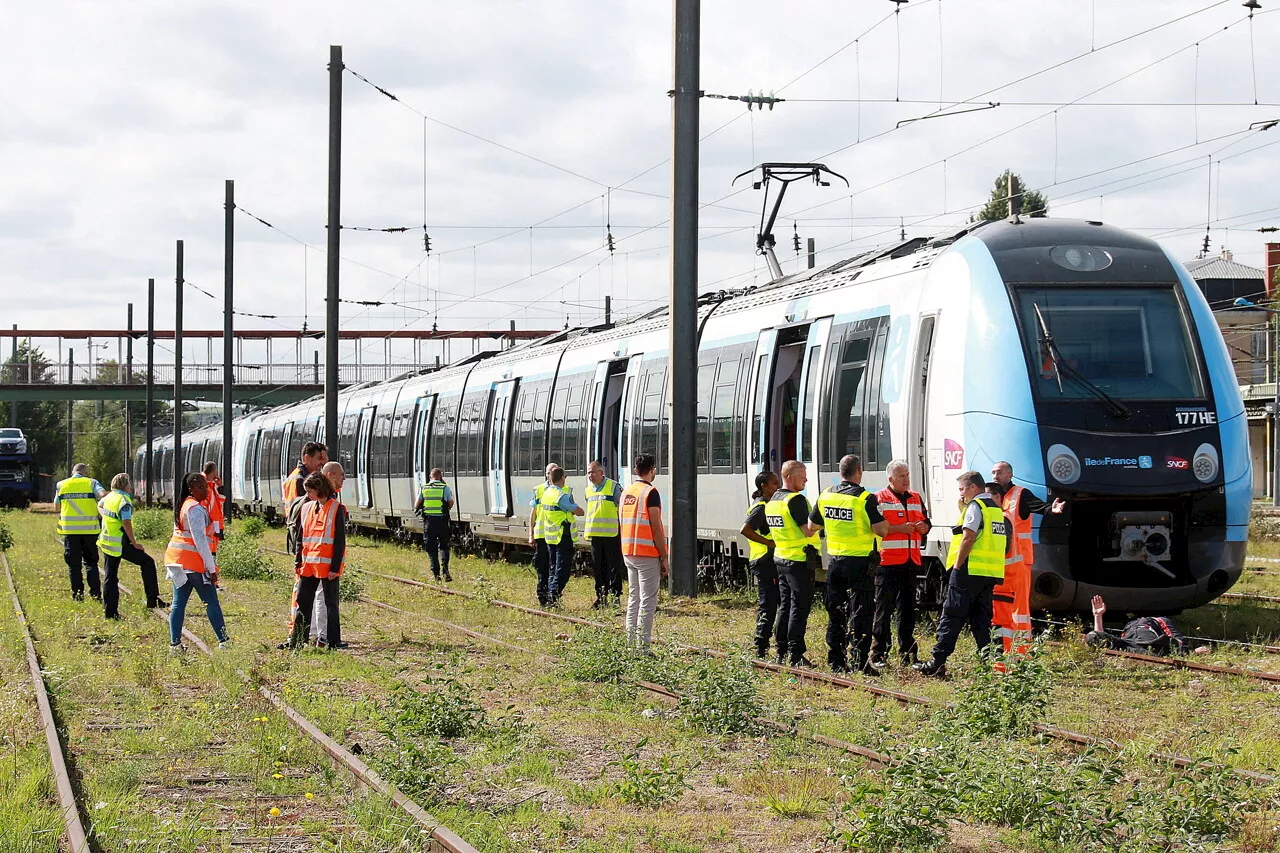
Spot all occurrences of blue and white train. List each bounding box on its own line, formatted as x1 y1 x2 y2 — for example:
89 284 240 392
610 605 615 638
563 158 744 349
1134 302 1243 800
138 217 1250 613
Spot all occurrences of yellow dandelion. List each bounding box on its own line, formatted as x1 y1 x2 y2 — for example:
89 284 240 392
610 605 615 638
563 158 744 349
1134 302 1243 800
304 792 314 800
269 807 281 817
272 773 283 779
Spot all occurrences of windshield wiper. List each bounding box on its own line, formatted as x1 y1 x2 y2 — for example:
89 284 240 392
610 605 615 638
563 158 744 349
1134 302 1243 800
1033 303 1131 419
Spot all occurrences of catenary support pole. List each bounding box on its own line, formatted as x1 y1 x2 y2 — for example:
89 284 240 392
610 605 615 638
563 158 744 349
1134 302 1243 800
325 45 343 454
65 350 74 473
174 240 184 495
604 294 612 326
223 179 234 497
668 0 700 598
807 237 816 269
9 324 16 426
146 279 154 506
125 303 133 473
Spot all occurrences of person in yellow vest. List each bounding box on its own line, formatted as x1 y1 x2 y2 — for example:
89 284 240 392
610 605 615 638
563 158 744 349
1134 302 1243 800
528 463 558 606
765 460 821 667
56 463 108 601
740 470 781 659
97 473 164 618
540 465 584 607
585 460 623 609
809 455 891 676
165 473 229 653
870 460 933 668
620 453 667 648
414 467 455 582
914 471 1010 678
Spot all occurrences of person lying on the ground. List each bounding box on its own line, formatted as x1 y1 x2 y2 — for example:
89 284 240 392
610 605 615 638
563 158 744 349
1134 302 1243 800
1085 594 1209 656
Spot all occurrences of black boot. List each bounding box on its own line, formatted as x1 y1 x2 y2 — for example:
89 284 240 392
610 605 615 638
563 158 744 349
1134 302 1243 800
912 658 947 678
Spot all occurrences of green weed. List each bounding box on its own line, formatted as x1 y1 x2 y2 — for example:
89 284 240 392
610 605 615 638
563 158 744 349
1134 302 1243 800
385 677 484 739
235 515 267 538
605 738 691 807
676 657 762 736
215 534 276 581
337 570 364 603
0 515 13 551
562 627 633 683
128 508 171 541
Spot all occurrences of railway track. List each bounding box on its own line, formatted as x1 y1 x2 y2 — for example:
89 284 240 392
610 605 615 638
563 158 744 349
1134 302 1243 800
4 550 479 853
340 560 1277 785
1219 591 1280 605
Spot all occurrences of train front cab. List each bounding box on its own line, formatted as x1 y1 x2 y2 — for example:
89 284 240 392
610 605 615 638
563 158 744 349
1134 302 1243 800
958 219 1248 614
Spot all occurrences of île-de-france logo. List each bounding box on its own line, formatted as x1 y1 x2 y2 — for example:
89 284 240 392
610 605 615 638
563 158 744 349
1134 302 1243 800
943 439 964 470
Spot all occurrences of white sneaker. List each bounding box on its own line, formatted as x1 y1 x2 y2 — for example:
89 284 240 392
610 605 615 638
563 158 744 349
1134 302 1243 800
169 643 186 656
218 639 232 650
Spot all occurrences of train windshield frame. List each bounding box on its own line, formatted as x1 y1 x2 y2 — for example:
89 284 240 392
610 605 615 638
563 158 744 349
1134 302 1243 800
1013 283 1208 403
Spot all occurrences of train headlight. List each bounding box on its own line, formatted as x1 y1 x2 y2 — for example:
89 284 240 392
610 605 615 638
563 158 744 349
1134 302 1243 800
13 469 25 482
1046 443 1081 484
1192 443 1219 483
1049 245 1113 272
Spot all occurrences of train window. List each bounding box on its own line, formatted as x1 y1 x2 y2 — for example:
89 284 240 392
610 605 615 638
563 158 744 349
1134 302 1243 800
1015 285 1207 401
390 402 414 479
338 413 360 472
561 376 589 476
734 352 751 472
710 356 739 472
638 365 665 472
548 385 568 468
870 324 893 466
371 410 393 478
695 357 716 472
830 334 871 466
800 346 822 462
431 395 459 477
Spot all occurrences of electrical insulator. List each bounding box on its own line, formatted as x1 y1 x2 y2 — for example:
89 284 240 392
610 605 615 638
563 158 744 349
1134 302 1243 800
1202 233 1211 255
423 232 432 253
607 231 615 253
792 223 801 254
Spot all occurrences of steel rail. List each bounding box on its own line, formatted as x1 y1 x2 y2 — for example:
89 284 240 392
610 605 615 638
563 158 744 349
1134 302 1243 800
2 553 92 853
1219 591 1280 604
112 576 480 853
353 564 1277 784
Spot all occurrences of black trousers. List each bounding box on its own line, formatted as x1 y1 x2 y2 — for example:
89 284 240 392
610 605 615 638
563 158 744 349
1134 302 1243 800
64 534 101 598
103 541 161 616
929 566 997 663
825 556 875 669
775 554 816 663
871 564 920 662
294 574 341 646
423 517 451 578
533 538 550 605
590 535 623 600
750 555 781 655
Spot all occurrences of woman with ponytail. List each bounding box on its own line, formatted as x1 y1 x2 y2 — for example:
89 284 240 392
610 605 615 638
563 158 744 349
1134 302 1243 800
164 472 229 653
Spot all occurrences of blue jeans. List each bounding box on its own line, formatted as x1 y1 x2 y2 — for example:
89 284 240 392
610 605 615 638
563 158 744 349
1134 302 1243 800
169 574 228 645
548 534 573 603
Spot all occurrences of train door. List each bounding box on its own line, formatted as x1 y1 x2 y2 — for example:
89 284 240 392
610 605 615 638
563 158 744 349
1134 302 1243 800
588 358 630 480
250 429 263 502
795 318 833 502
356 406 375 508
486 381 516 516
909 315 937 504
745 330 777 494
617 356 645 477
412 394 436 492
746 325 813 484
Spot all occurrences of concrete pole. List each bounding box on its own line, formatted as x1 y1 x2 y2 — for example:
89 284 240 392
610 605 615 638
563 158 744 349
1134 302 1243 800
325 45 343 452
807 237 816 269
125 304 133 473
175 240 184 492
668 0 700 598
66 349 74 474
9 324 16 426
223 179 235 496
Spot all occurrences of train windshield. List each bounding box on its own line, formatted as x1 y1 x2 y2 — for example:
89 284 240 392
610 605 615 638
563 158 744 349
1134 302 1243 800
1015 285 1205 401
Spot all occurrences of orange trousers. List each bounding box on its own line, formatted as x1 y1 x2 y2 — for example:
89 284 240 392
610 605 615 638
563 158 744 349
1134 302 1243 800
992 562 1031 669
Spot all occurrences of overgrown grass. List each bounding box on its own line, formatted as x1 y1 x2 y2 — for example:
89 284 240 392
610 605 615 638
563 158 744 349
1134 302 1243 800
129 507 171 541
216 534 276 581
0 513 13 551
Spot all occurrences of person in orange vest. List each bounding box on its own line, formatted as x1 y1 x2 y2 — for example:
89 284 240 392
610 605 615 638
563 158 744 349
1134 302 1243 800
986 480 1027 669
164 473 229 653
289 471 348 650
620 453 667 648
990 460 1065 658
870 460 933 668
201 461 226 557
282 441 328 508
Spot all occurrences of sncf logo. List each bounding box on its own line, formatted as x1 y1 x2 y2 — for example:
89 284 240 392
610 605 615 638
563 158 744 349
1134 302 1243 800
943 439 965 470
623 495 639 506
1166 456 1189 470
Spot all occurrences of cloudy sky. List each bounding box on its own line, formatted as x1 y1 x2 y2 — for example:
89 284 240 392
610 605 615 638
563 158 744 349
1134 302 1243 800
4 0 1279 370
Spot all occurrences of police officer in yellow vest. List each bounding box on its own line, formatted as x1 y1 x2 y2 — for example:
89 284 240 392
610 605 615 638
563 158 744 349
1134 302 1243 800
585 460 623 608
97 472 165 617
765 460 822 667
539 465 584 606
528 463 558 605
56 463 108 601
809 455 891 676
915 471 1010 678
740 470 782 659
413 468 455 582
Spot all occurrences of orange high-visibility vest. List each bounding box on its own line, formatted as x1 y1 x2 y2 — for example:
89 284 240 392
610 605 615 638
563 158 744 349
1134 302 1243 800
164 497 215 574
1002 484 1036 567
620 481 660 558
300 497 344 579
875 487 926 566
282 465 305 503
203 476 225 551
